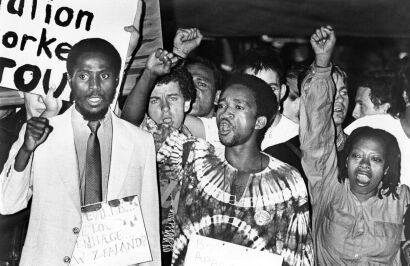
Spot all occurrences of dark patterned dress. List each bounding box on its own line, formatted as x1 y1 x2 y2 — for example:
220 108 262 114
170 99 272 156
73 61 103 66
157 132 313 266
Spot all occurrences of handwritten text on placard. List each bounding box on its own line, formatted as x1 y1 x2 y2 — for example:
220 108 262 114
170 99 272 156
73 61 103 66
185 235 283 266
71 196 152 266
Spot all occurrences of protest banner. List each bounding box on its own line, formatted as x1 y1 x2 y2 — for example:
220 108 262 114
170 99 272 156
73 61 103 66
70 196 152 266
0 0 140 101
122 0 163 96
185 235 283 266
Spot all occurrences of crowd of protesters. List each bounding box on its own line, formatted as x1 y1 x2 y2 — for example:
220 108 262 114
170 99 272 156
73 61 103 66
0 24 409 266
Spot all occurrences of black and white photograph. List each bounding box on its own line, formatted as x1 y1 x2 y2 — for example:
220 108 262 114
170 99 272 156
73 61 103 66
0 0 410 265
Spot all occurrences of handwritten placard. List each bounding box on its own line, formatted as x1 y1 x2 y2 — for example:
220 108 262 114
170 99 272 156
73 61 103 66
0 0 139 100
70 196 152 266
185 235 283 266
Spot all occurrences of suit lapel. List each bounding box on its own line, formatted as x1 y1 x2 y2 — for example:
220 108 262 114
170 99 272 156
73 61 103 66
55 107 81 213
107 114 133 200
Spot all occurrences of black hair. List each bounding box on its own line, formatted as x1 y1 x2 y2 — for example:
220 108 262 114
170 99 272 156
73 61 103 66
66 38 122 77
233 47 285 85
332 65 348 87
357 73 404 118
338 126 401 199
224 74 278 146
186 55 222 92
398 57 410 116
156 65 196 103
285 64 309 100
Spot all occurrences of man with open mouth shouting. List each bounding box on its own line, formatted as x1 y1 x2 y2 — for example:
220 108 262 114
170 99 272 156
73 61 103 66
122 27 312 265
0 38 160 266
166 73 313 266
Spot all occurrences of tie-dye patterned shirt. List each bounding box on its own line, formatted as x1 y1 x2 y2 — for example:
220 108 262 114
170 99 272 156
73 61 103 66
157 131 313 266
143 117 191 254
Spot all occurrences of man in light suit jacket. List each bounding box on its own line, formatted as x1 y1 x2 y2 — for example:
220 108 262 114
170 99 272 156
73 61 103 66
0 38 160 266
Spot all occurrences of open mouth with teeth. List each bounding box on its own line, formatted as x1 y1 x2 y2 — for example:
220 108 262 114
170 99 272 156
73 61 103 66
87 96 103 106
333 106 344 113
355 170 372 186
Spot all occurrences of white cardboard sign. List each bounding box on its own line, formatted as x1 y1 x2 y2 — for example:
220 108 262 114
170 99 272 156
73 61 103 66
70 196 152 266
0 0 139 100
185 235 283 266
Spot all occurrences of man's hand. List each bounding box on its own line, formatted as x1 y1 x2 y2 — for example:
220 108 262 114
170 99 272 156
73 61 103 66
173 28 203 58
124 0 143 60
14 117 52 171
146 48 177 78
41 86 62 118
310 25 336 67
124 25 140 59
22 117 52 153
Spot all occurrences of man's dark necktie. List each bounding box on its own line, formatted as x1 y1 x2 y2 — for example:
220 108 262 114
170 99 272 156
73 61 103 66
84 121 102 205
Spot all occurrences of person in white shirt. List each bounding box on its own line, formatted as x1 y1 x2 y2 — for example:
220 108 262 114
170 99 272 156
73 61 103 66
345 65 410 187
352 74 404 119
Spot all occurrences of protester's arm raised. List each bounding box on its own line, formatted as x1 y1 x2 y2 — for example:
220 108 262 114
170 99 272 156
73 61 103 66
121 48 177 126
299 26 339 205
311 26 335 68
172 28 203 59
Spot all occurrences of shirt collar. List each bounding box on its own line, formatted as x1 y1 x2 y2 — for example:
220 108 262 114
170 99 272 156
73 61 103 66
71 106 112 127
